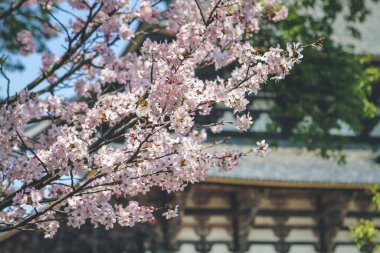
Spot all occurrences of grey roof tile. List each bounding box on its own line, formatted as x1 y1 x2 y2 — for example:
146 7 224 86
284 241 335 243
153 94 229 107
207 140 380 185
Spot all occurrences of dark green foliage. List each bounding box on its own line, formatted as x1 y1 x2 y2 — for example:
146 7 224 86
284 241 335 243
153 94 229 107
252 0 380 161
1 0 380 161
0 1 54 71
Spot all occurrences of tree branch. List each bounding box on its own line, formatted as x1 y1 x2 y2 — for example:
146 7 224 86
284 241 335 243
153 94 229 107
0 0 28 20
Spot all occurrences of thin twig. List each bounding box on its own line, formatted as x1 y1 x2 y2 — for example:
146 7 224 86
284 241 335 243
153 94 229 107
16 131 50 175
0 56 10 100
0 0 28 20
194 0 207 25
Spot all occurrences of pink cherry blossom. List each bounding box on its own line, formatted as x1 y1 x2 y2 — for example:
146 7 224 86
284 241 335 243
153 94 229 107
17 30 35 55
254 140 272 157
162 205 179 219
273 7 289 22
234 114 253 132
41 52 56 83
0 0 307 238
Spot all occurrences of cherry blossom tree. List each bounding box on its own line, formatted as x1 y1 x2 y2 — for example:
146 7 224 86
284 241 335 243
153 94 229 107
0 0 317 238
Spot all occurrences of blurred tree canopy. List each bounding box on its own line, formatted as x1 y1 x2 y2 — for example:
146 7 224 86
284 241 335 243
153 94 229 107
252 0 380 162
1 0 380 162
0 1 55 71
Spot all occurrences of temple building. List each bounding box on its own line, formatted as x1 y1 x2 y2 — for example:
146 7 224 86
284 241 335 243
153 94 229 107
1 141 380 253
1 2 380 253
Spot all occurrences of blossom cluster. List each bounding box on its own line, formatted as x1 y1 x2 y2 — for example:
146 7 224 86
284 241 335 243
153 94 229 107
0 0 302 237
16 30 35 55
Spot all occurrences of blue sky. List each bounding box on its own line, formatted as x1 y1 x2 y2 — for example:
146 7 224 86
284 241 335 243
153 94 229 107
2 1 379 99
0 2 140 99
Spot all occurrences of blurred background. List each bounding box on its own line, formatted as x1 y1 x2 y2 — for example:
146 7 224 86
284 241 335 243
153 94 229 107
1 0 380 253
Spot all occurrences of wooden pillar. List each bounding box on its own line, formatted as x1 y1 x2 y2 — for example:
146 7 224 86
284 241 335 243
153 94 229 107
194 216 212 253
314 192 351 253
191 186 213 253
155 191 188 253
270 195 290 253
273 216 291 253
228 189 264 253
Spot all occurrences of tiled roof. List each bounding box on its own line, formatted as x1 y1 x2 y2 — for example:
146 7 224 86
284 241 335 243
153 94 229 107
207 138 380 187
